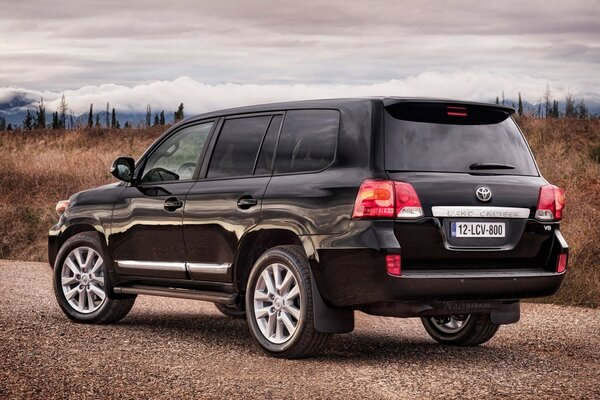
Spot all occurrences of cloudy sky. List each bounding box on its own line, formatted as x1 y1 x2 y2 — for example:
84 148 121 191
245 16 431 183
0 0 599 114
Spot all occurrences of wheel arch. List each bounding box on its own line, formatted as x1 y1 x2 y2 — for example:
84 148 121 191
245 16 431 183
50 219 107 267
233 227 312 294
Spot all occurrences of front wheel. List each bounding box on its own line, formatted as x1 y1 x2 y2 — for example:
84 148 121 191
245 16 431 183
245 246 331 359
53 232 136 324
421 314 499 346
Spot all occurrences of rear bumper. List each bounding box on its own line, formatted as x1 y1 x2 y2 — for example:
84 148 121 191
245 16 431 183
313 223 568 308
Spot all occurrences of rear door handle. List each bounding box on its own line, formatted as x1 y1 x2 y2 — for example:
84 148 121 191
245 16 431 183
237 196 258 209
164 197 184 212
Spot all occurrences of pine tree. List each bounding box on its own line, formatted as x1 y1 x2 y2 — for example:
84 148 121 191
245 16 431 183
517 92 524 116
565 93 576 118
153 113 159 126
23 110 33 130
501 91 505 106
0 115 5 131
551 100 559 118
124 121 130 129
543 84 552 118
495 96 499 105
105 102 110 128
145 104 152 127
35 98 46 129
159 110 165 125
57 94 69 128
174 103 184 122
7 124 12 131
111 108 117 129
52 112 60 129
88 104 94 128
95 114 101 127
576 99 589 119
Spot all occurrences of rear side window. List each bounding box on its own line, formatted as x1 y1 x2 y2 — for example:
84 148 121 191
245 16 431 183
207 115 271 178
274 110 339 174
384 103 538 176
255 115 282 175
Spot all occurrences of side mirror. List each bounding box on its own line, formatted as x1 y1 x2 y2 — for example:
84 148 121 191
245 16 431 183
110 156 135 182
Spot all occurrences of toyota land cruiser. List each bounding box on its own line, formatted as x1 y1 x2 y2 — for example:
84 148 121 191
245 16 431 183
49 98 568 358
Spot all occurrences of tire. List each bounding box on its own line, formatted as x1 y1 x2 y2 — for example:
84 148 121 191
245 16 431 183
53 232 136 324
245 245 331 359
214 302 246 319
421 313 500 346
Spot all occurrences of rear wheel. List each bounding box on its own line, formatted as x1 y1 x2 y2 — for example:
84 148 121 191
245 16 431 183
53 232 136 324
214 302 246 319
245 246 331 359
421 314 499 346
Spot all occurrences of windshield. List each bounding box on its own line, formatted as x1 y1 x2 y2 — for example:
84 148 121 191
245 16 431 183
384 103 538 176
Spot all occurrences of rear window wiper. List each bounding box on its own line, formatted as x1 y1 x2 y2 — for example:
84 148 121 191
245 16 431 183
469 163 515 170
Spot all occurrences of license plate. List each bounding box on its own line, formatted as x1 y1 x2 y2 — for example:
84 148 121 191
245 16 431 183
451 222 506 238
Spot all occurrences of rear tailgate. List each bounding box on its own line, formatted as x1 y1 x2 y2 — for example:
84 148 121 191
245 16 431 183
384 101 555 271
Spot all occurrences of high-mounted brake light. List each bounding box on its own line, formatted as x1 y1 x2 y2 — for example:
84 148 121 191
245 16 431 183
56 200 70 216
535 185 565 221
353 180 423 219
447 106 468 117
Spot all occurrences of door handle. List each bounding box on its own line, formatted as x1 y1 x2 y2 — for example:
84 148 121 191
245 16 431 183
237 196 258 209
164 197 184 212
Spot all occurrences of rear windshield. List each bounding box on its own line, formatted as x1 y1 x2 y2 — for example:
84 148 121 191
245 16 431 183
384 103 538 176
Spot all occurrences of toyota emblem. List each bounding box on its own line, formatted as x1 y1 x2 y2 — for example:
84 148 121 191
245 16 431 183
476 186 492 202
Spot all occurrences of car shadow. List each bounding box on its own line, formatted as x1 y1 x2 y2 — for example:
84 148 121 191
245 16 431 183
115 311 507 364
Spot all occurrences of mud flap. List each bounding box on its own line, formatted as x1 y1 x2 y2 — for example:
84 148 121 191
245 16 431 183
310 273 354 333
490 301 520 325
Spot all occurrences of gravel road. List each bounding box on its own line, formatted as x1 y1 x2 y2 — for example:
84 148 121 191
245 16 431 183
1 260 598 399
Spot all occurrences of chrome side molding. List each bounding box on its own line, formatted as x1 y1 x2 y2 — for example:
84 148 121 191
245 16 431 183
187 262 231 275
431 206 530 219
116 260 186 272
115 260 231 276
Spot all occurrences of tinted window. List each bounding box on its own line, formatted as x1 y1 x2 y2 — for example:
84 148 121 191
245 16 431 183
207 116 271 178
384 104 538 176
274 110 339 174
254 115 282 175
140 122 213 183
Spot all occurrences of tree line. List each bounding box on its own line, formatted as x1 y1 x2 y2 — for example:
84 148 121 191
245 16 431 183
494 85 591 119
0 85 596 132
0 94 185 132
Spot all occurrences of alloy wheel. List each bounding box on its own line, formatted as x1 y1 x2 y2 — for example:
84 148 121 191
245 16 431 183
253 263 302 344
61 246 107 314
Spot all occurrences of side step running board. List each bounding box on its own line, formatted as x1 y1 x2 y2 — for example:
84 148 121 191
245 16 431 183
113 285 237 305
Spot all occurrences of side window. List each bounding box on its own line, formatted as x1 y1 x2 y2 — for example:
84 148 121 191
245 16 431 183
207 115 271 179
274 110 339 174
254 115 282 175
140 122 213 183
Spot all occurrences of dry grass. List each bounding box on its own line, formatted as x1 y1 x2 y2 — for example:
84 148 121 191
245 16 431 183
0 119 598 307
518 117 600 307
0 127 162 262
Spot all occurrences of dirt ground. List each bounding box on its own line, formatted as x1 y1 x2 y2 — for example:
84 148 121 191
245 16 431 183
1 260 599 399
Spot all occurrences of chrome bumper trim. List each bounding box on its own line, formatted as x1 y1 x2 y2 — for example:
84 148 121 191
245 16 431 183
431 206 530 219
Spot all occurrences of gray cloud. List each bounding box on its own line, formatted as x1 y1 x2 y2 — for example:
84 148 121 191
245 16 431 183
0 0 598 107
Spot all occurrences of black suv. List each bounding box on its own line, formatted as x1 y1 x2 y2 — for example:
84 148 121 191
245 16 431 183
49 98 568 358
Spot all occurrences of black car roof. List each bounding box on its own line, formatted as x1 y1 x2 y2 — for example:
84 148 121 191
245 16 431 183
183 96 515 123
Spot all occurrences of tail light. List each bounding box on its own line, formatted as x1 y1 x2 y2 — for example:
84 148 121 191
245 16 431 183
386 254 401 276
353 180 423 219
56 200 70 216
535 185 565 221
556 253 568 273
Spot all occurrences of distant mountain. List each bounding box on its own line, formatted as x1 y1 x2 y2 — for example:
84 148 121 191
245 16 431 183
0 91 172 128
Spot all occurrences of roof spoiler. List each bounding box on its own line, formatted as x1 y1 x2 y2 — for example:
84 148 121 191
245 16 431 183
382 97 515 115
